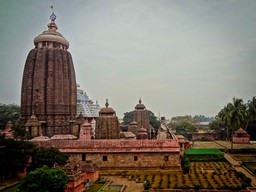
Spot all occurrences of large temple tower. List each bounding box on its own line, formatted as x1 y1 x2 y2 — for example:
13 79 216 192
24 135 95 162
20 9 77 136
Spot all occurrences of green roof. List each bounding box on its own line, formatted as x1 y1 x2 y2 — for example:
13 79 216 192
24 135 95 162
185 148 224 155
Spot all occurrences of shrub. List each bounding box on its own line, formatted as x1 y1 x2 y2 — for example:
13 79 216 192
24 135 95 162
144 180 150 190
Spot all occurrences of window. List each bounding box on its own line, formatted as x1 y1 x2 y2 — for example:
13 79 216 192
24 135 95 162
164 156 169 161
103 155 108 161
134 156 138 161
82 154 86 161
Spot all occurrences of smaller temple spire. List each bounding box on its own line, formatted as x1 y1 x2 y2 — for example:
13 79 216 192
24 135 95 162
139 98 142 104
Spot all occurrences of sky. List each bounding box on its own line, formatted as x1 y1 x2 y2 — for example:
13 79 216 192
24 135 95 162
0 0 256 119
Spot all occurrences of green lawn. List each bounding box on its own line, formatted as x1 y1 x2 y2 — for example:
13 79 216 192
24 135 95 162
87 182 108 192
185 148 224 155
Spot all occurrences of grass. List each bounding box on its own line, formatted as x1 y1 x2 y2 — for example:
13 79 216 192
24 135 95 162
87 180 109 192
234 156 256 162
243 162 256 174
185 148 224 155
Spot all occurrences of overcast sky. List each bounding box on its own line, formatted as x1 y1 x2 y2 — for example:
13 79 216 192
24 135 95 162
0 0 255 119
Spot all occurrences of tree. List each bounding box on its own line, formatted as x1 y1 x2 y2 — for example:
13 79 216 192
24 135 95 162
217 106 231 139
217 97 246 153
18 166 69 192
175 122 197 134
0 103 20 129
30 147 69 170
193 115 214 122
209 118 226 139
122 111 133 125
246 96 256 129
0 138 35 179
228 97 247 131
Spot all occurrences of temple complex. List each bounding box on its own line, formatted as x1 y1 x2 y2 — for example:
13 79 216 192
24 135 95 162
22 9 183 176
20 9 77 137
95 99 120 139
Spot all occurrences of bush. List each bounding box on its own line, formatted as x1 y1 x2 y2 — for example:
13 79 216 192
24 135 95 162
181 155 190 173
144 180 150 190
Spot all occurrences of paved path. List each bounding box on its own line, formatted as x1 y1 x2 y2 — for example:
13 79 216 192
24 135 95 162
224 153 256 189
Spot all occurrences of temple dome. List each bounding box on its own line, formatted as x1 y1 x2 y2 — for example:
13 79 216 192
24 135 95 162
135 98 145 110
99 99 115 116
34 31 69 47
33 12 69 49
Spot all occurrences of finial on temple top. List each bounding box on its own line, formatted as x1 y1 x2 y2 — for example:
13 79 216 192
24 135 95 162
105 98 109 108
50 5 56 23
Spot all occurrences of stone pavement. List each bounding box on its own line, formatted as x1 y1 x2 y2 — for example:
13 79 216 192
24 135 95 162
103 175 143 192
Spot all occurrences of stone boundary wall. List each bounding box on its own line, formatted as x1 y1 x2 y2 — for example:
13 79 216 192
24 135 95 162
32 139 180 153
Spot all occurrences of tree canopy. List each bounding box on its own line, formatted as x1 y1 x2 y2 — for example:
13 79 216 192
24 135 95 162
30 147 69 170
175 122 197 134
18 165 69 192
212 96 256 140
0 138 35 179
0 103 20 128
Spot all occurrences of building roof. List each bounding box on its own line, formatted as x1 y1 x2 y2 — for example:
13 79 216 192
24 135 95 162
120 131 136 139
32 139 180 153
234 128 250 137
50 134 77 140
24 114 40 127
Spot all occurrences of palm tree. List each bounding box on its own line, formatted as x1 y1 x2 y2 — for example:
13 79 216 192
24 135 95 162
227 97 247 153
245 96 256 130
217 104 232 140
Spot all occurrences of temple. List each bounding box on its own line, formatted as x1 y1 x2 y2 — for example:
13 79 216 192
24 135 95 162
95 99 120 139
129 99 154 138
77 84 101 117
20 8 77 137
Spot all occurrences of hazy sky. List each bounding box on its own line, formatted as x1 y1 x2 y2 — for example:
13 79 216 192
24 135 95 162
0 0 256 119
